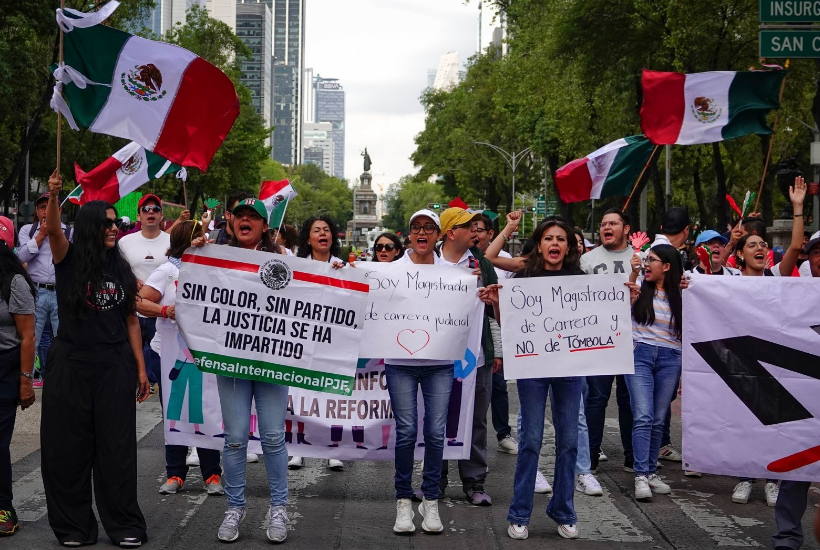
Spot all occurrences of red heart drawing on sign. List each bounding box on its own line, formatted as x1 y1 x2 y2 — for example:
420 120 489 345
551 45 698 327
397 329 430 355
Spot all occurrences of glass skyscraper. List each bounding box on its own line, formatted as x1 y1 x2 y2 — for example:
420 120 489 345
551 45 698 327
314 77 345 180
236 3 272 127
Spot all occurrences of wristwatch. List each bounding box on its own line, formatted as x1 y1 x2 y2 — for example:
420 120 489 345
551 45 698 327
20 371 33 379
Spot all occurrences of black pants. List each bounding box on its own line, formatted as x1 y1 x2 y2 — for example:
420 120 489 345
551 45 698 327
166 445 221 481
586 374 634 457
0 346 21 511
490 367 511 440
41 339 147 546
772 480 811 549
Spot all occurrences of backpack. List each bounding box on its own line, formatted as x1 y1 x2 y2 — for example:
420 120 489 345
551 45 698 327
28 222 73 242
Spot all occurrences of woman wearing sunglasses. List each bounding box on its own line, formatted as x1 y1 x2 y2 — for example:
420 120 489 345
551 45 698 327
40 171 149 548
372 232 404 262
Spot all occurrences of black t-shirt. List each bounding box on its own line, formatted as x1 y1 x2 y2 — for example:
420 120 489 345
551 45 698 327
55 244 131 346
513 266 582 278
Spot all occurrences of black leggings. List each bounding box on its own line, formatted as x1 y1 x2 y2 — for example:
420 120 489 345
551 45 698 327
41 339 147 546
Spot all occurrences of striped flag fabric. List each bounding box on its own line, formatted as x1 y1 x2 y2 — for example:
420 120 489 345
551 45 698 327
52 1 239 171
73 142 181 205
260 180 297 228
66 185 84 205
640 69 785 145
554 136 655 204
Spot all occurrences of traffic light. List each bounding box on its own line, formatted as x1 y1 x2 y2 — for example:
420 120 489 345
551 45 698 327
427 203 441 209
527 206 537 212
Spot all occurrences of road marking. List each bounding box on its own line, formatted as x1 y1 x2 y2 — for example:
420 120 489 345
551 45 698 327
14 401 163 522
670 489 762 547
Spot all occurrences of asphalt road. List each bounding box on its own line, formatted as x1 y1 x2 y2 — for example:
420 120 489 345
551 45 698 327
4 385 819 549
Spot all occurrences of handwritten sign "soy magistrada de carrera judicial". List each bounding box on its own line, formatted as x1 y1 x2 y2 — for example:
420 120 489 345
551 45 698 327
499 275 635 380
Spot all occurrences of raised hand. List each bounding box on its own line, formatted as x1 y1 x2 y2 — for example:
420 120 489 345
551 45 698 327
790 176 807 206
48 169 63 195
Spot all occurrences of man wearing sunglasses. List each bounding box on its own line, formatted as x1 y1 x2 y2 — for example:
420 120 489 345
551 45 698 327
119 194 171 391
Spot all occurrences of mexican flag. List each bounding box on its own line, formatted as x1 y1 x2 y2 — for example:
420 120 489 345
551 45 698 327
66 186 84 205
260 180 297 229
52 1 239 171
73 142 181 205
554 136 656 204
640 69 785 145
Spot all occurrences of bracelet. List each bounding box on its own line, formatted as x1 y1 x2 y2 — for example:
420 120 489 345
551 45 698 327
793 213 804 218
20 371 32 379
161 305 169 318
502 233 510 242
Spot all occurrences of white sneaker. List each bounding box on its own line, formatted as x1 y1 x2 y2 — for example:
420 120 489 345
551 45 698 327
558 524 579 539
265 505 288 542
598 450 608 462
497 435 518 454
287 456 303 469
418 498 443 532
186 448 200 466
217 507 245 542
534 470 552 494
246 452 259 463
732 481 753 504
765 482 779 507
658 445 682 462
508 523 529 540
393 499 415 533
575 473 604 496
647 473 671 494
634 476 652 500
327 459 344 470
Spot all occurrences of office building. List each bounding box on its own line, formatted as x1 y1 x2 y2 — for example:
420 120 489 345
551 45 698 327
303 147 325 171
302 122 334 176
314 77 345 179
206 0 236 31
145 0 207 36
478 1 506 56
427 69 437 90
303 67 315 123
235 3 272 128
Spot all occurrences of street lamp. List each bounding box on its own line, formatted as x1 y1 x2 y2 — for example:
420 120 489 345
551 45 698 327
471 142 531 212
787 116 820 232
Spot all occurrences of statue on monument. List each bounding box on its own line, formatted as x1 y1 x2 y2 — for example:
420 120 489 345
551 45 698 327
362 148 372 172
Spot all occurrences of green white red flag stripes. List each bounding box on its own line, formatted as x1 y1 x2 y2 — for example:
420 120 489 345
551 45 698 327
65 185 84 206
260 180 297 229
73 142 182 205
554 136 655 204
52 1 239 172
640 69 785 145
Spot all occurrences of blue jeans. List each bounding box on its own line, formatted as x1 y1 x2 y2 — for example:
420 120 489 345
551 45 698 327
576 380 591 474
385 363 454 500
138 317 161 386
508 376 582 526
216 376 289 508
34 288 59 378
625 343 682 477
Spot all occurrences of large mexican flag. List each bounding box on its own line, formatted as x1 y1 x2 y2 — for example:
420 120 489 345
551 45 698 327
554 136 656 204
640 69 785 145
53 2 239 171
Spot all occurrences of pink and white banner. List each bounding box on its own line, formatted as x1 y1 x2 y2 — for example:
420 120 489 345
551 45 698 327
682 276 820 481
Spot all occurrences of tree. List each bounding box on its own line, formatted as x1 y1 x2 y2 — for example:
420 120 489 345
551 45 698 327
382 176 447 232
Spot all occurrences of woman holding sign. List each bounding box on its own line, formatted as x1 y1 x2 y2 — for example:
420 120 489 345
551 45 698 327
504 217 584 541
193 198 291 543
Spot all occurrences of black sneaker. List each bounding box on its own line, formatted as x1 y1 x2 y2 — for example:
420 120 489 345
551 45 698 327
0 509 18 536
623 455 635 473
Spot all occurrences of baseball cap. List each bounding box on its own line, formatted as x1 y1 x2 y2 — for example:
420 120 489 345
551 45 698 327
0 216 14 249
660 207 691 235
232 198 268 221
214 213 227 228
695 230 728 246
806 230 820 254
35 193 50 205
409 209 441 229
439 207 480 232
138 194 162 208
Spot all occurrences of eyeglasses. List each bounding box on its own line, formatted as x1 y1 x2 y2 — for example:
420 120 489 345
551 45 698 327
599 221 622 229
474 228 489 235
410 223 438 234
745 241 768 250
374 243 397 252
104 218 123 229
140 205 162 214
643 257 662 266
453 222 479 231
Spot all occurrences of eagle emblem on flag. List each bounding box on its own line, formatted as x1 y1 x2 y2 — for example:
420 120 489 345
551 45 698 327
121 63 167 102
119 153 143 176
690 96 722 124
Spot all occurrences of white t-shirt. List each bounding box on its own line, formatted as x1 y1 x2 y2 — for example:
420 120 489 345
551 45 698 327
119 230 172 282
495 250 516 279
770 261 813 277
144 262 179 354
580 244 635 280
687 265 741 276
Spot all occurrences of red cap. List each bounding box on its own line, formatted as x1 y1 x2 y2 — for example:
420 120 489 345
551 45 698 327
0 216 14 249
138 194 162 208
36 193 50 204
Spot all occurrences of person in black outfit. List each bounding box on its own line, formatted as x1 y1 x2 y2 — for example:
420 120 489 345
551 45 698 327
41 171 150 548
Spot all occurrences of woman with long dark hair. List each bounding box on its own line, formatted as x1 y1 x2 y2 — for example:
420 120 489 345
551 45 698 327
193 198 290 543
296 216 343 265
41 172 149 548
371 232 404 262
0 216 36 537
505 218 584 541
624 244 683 501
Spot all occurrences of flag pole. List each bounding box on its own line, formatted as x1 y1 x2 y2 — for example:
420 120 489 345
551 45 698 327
753 71 788 213
183 181 189 210
275 199 291 236
623 144 660 210
55 0 65 174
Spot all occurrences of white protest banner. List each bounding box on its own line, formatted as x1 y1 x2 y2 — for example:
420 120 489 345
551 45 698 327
683 276 820 481
498 275 634 379
176 246 368 396
359 262 480 360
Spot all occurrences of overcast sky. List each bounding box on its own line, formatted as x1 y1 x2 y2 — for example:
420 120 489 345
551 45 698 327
304 0 482 189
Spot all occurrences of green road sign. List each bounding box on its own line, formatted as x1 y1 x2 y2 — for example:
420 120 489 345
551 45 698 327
760 0 820 22
760 29 820 58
